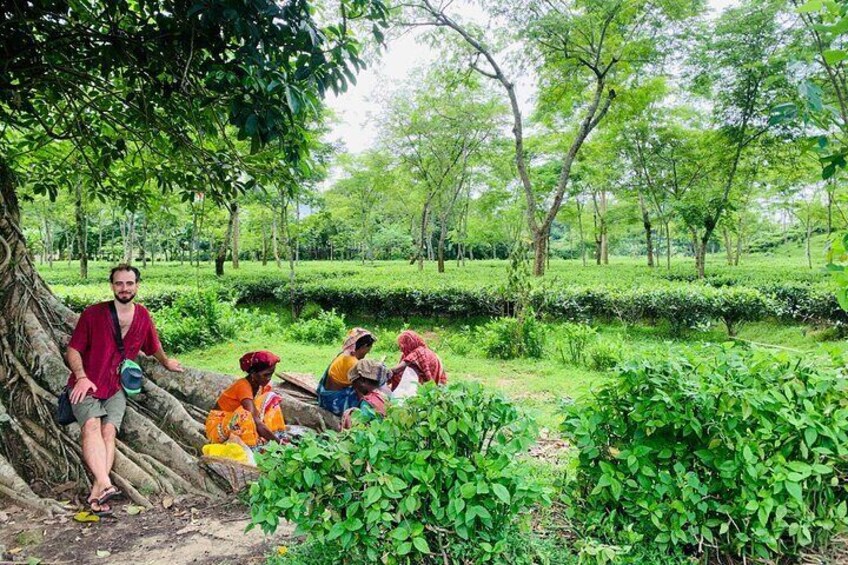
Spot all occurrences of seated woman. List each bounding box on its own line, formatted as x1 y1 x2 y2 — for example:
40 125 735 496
389 330 447 390
341 359 391 430
317 328 376 415
205 350 287 447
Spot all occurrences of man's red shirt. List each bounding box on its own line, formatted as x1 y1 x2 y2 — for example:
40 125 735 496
67 301 162 400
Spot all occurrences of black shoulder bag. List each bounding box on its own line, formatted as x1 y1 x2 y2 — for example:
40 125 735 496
55 387 75 426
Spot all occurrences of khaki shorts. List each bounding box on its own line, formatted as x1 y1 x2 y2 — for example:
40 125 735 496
72 391 127 432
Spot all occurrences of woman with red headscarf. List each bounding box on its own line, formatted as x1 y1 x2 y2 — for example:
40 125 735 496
389 330 447 390
204 350 287 446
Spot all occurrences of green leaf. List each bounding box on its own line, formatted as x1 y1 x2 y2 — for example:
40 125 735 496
397 542 412 555
412 536 431 554
785 481 804 504
492 483 511 504
798 0 824 13
823 50 848 65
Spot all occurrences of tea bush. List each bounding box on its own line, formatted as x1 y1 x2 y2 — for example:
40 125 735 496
287 309 347 345
249 383 549 564
560 345 848 560
480 311 546 359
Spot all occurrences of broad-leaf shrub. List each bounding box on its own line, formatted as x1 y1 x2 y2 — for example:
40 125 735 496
560 345 848 559
250 383 548 563
287 308 346 344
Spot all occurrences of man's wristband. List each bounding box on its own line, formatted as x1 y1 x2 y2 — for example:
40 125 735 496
76 375 89 382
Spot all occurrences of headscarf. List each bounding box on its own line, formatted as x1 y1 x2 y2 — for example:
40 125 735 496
239 350 280 374
396 330 447 386
342 327 375 354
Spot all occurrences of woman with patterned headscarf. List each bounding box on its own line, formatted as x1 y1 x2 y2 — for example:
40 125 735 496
317 328 376 415
204 350 287 446
389 330 447 390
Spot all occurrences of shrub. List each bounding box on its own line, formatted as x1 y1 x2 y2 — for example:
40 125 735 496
287 309 347 345
586 339 622 371
711 287 770 336
249 383 549 564
560 345 848 560
480 310 546 360
555 322 596 365
156 289 246 352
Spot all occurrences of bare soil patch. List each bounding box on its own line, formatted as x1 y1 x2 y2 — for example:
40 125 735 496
0 495 291 565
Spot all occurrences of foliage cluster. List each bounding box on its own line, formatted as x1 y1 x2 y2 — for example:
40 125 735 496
287 308 347 345
249 383 548 564
479 310 546 360
155 289 276 352
560 345 848 560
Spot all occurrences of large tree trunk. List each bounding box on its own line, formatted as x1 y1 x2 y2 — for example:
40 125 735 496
1 164 336 513
74 182 88 280
0 164 217 513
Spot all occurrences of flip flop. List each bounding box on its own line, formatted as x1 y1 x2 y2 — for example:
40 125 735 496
87 499 113 517
96 485 123 505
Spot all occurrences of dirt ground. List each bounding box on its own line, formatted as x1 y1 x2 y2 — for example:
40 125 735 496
0 495 292 565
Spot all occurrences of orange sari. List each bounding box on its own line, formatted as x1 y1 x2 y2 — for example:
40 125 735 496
205 385 286 447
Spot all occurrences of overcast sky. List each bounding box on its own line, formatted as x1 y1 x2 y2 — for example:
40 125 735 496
323 0 738 156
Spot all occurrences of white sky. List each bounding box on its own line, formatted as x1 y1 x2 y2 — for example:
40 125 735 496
324 0 738 156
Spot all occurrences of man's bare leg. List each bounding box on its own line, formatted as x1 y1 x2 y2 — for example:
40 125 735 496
81 418 110 502
102 423 117 481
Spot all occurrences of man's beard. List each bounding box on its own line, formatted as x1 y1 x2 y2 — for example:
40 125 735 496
114 292 136 304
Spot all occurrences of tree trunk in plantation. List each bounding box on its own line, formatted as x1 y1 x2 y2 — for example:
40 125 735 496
437 218 447 274
122 213 135 264
272 214 282 269
214 202 237 277
140 217 148 268
261 226 268 266
533 228 548 276
723 227 734 266
665 223 672 269
231 203 240 270
638 191 653 268
74 183 88 280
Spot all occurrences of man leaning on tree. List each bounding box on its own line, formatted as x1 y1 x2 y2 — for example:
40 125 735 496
64 264 183 516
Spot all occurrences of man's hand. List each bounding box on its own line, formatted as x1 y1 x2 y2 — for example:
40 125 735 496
70 377 97 404
162 358 183 372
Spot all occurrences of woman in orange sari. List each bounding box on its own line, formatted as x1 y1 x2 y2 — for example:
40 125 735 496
205 350 286 447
